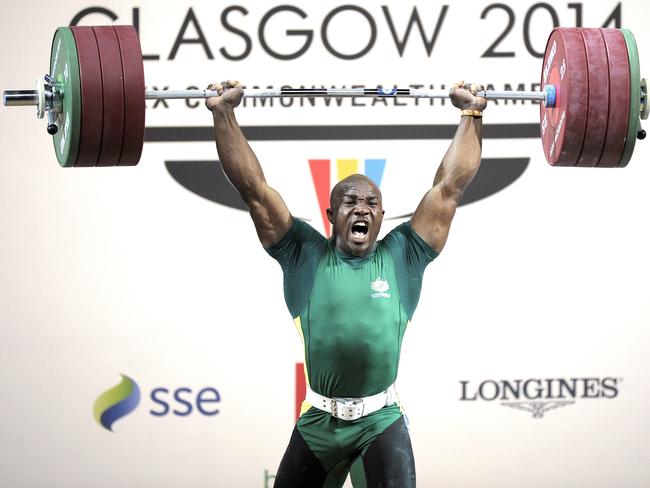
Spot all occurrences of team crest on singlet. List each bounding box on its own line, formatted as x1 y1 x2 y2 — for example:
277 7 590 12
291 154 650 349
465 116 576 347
370 277 391 298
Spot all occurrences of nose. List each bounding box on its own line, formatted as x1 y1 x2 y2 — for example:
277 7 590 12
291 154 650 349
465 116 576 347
354 204 370 215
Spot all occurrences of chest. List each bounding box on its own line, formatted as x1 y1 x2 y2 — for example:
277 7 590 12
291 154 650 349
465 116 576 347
308 251 402 322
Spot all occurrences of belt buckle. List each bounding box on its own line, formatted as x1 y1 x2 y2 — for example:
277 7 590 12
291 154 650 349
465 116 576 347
332 397 364 421
329 399 338 417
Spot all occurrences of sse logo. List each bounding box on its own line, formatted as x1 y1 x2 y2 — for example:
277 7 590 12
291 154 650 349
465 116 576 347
93 374 141 432
93 374 221 432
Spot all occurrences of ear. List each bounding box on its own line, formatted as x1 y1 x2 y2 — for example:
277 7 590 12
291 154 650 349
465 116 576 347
326 208 334 224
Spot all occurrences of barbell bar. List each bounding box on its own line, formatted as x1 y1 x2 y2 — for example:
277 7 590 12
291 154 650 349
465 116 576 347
1 25 647 168
142 87 552 102
3 86 552 105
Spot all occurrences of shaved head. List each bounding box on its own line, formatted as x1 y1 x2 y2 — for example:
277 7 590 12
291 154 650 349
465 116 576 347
330 174 381 209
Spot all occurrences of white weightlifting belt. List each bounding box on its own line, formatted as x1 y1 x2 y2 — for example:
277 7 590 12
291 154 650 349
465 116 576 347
306 385 397 421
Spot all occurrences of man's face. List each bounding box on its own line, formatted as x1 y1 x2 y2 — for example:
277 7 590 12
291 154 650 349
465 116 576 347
327 178 384 257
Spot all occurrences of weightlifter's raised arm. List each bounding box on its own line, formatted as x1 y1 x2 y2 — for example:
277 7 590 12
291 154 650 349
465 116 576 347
410 82 488 254
205 81 292 247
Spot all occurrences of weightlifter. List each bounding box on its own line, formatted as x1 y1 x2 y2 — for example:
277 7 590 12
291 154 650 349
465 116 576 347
206 80 487 487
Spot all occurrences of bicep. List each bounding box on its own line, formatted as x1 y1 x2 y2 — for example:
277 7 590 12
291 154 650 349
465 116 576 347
247 184 293 247
410 183 460 254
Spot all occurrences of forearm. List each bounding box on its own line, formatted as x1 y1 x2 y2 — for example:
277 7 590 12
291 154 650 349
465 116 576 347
410 85 485 252
212 106 267 203
433 115 483 199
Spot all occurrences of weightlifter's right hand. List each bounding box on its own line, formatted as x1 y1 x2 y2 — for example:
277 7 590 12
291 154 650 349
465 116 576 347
205 80 244 113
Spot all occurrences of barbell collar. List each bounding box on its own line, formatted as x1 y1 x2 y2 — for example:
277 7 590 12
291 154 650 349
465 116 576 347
641 78 648 120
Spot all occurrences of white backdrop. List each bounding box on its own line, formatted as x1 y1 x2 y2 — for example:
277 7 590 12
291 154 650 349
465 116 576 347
1 1 649 487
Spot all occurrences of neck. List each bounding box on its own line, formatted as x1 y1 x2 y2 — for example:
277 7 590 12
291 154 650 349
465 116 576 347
332 235 376 258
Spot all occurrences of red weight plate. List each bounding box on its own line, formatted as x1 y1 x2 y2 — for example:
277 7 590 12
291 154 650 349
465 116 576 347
113 26 145 166
93 26 125 166
70 26 103 167
598 29 630 167
576 29 610 167
540 28 589 166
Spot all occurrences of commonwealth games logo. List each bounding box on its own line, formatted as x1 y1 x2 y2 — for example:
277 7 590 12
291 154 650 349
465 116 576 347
165 155 528 226
93 374 141 432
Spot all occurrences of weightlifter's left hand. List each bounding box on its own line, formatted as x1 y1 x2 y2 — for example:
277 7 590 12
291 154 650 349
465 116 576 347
450 81 488 112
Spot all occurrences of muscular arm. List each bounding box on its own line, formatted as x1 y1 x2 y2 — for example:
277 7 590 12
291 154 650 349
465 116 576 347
208 82 292 247
411 84 486 254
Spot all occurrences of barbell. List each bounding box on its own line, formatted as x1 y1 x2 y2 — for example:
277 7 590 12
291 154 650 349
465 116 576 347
2 25 648 168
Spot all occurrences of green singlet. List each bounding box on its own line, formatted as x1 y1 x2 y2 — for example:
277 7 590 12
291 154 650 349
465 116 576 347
267 218 437 480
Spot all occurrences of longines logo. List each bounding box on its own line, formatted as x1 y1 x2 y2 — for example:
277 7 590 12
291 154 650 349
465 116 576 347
459 377 621 419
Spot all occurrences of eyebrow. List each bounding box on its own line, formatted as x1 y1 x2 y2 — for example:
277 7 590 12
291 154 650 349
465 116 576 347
341 194 380 205
343 193 377 199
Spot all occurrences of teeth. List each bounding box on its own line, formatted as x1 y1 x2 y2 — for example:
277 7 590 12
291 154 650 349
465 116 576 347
351 221 368 239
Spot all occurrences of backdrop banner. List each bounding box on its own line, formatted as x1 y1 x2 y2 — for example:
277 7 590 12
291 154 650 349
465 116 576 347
0 1 649 487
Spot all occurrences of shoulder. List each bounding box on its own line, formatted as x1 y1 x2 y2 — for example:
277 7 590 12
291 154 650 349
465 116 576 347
265 218 328 271
266 218 325 251
382 222 436 254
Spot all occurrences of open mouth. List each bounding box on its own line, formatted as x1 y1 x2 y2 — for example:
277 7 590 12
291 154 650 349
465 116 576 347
351 221 369 241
